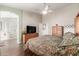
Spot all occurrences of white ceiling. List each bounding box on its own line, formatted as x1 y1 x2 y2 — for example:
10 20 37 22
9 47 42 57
0 3 71 14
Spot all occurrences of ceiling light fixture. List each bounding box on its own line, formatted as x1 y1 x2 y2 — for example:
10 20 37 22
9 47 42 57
42 10 47 15
42 3 52 15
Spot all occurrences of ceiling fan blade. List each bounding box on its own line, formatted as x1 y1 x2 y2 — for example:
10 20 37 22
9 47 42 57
41 4 53 15
48 10 52 12
45 5 48 10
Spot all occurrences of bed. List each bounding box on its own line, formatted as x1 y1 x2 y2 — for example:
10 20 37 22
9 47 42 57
24 13 79 56
24 32 79 56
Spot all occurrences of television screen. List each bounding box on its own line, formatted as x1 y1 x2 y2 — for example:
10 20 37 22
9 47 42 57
27 26 36 33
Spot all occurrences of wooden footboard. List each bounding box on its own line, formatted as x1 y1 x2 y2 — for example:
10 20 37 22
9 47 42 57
24 48 38 56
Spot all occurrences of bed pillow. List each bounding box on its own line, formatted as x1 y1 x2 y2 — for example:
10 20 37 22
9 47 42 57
72 37 79 45
63 32 75 40
59 32 75 46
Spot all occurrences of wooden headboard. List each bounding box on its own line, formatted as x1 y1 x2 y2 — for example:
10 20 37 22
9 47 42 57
52 24 64 37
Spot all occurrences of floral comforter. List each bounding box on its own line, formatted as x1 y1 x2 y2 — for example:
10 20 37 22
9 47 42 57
25 32 79 56
25 35 63 55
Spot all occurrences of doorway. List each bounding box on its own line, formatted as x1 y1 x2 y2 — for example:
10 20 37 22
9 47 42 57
0 11 19 43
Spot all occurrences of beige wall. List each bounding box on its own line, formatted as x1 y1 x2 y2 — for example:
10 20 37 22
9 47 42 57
42 4 79 35
22 11 42 33
1 4 79 38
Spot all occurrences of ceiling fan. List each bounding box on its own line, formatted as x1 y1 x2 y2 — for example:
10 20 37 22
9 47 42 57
42 3 53 15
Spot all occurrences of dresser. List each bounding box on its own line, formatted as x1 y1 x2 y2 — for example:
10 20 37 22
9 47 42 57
52 24 64 37
22 33 38 44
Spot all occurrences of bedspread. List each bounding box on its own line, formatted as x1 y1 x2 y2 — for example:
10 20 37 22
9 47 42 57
25 32 79 56
25 35 63 55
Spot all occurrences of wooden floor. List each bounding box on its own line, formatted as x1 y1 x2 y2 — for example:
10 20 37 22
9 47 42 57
0 39 24 56
0 39 38 56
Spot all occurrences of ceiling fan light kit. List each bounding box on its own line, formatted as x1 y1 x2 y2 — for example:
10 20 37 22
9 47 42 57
42 3 52 15
42 10 48 15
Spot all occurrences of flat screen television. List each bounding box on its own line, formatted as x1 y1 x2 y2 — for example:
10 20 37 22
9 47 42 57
26 26 36 33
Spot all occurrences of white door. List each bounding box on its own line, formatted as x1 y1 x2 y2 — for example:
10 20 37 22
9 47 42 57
39 23 48 36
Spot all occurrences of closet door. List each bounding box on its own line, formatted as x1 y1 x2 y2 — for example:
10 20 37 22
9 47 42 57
39 24 48 36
